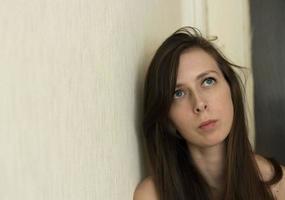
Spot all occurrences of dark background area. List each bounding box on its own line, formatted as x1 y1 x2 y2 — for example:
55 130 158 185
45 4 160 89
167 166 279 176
250 0 285 164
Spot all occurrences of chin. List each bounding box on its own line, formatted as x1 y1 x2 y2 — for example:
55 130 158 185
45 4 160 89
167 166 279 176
190 134 228 149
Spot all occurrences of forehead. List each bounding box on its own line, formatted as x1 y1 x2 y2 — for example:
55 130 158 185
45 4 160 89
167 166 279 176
177 48 222 81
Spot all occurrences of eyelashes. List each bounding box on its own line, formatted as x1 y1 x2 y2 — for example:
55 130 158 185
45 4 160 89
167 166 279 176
202 77 216 87
173 77 217 99
173 89 185 99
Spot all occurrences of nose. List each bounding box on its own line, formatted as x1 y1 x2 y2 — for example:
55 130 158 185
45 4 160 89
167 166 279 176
193 94 207 114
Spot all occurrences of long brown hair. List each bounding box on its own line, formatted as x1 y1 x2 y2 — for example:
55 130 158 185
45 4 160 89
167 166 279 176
142 27 282 200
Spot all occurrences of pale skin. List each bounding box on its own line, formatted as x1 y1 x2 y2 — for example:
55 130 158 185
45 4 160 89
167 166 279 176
134 48 285 200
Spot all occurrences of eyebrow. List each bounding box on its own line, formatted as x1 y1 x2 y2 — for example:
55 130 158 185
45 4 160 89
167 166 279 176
175 70 220 88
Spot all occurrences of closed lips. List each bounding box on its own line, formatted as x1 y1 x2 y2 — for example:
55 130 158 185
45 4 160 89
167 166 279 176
199 120 217 128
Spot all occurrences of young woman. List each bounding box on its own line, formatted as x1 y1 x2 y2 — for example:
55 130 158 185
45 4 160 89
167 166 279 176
134 27 285 200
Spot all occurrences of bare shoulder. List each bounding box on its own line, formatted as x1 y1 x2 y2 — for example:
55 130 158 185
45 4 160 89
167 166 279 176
255 154 274 182
273 165 285 200
255 154 285 199
133 176 159 200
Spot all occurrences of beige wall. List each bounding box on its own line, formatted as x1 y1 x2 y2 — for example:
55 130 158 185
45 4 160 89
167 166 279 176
0 0 252 199
0 0 193 199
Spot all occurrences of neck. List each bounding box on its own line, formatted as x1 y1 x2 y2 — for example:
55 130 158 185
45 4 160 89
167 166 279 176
188 142 226 196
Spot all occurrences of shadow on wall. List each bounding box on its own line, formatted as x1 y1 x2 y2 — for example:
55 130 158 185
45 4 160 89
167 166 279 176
250 0 285 164
255 97 285 165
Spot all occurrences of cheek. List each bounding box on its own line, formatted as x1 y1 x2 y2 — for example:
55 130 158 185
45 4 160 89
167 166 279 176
217 87 234 125
169 104 195 133
169 105 188 127
169 106 183 126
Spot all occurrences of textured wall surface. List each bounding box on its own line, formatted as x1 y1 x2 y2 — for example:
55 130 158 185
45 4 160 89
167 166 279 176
0 0 192 199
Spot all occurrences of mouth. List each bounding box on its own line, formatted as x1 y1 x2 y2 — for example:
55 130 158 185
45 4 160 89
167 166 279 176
198 119 218 130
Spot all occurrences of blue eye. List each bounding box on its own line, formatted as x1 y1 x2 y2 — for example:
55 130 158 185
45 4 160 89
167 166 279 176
202 77 216 87
173 89 185 99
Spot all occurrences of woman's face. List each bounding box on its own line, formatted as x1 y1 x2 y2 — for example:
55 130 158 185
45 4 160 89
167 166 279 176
169 48 233 150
